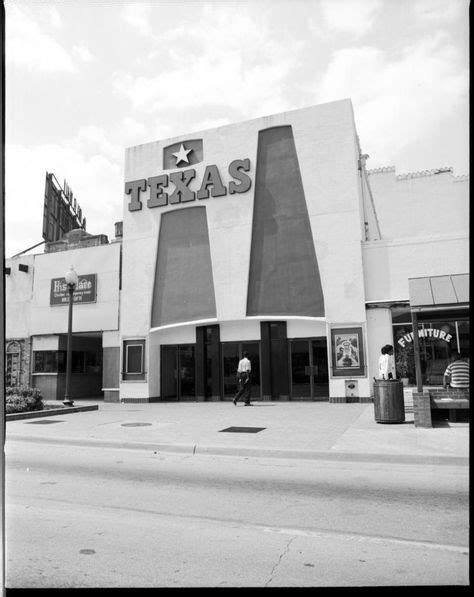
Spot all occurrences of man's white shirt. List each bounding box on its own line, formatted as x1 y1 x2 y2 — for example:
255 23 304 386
237 357 251 373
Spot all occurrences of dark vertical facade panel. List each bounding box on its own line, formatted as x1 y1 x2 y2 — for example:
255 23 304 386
270 322 289 399
207 325 221 401
260 322 272 400
260 321 289 400
151 207 217 327
195 324 221 401
271 338 289 399
103 347 120 389
195 326 206 401
247 126 325 317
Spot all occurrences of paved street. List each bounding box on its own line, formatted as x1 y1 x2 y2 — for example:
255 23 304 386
5 425 469 588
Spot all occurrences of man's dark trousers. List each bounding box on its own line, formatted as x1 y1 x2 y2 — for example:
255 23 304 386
234 380 252 405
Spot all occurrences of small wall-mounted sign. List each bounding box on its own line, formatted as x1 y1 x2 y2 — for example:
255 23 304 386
50 274 97 306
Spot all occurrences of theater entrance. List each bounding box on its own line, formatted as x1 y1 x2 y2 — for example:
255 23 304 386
222 341 261 400
161 344 196 401
289 337 329 400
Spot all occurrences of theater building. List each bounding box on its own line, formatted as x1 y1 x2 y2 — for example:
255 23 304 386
5 99 469 403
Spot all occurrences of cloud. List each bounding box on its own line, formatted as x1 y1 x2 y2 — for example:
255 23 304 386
411 0 467 23
112 3 302 120
120 117 149 147
73 44 94 63
5 4 76 73
119 2 153 36
76 126 123 162
46 5 62 29
319 0 382 37
314 34 468 167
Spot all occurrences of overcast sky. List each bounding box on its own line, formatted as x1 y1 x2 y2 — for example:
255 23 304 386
4 0 469 258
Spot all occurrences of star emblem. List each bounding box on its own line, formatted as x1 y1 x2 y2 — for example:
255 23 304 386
172 143 193 166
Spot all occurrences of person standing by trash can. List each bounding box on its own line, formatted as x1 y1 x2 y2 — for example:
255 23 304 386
233 351 252 406
378 344 396 380
374 344 404 423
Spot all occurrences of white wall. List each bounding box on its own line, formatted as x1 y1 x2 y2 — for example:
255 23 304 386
367 168 469 240
220 320 261 342
366 308 393 383
32 335 59 351
30 243 121 335
363 234 469 302
103 330 120 348
5 254 35 338
286 319 326 338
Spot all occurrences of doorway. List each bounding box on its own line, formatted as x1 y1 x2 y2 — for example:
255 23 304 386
161 344 196 401
289 337 329 400
222 341 261 400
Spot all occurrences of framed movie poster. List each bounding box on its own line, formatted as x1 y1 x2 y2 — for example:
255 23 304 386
330 326 366 377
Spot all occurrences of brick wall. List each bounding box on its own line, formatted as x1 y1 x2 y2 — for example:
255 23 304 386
429 387 470 399
413 388 470 427
6 337 31 388
412 391 432 427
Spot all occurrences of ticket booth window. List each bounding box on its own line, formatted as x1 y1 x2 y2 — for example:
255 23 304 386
123 340 146 380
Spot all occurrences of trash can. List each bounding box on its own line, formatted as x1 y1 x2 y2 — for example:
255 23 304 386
373 379 405 423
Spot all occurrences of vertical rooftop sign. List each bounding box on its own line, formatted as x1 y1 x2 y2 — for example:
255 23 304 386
42 172 86 243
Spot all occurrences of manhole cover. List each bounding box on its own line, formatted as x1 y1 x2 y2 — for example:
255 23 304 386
220 426 266 433
121 422 152 427
26 420 64 424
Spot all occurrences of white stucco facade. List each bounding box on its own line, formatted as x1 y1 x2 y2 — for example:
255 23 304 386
120 99 375 401
30 243 121 336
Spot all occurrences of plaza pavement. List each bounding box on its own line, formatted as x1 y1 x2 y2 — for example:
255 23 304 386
5 389 469 465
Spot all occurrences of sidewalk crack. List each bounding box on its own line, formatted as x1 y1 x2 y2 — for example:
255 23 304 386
264 536 296 587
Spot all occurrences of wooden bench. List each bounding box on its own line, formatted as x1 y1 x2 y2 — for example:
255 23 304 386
430 397 470 423
413 388 470 427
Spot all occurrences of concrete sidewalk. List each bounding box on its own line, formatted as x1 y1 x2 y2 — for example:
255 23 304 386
5 395 469 465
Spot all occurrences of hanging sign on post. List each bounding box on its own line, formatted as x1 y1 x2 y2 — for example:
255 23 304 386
50 274 97 305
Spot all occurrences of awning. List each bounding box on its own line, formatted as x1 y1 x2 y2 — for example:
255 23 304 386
408 274 469 311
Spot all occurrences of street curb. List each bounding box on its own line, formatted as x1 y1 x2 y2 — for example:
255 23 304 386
6 434 469 466
5 405 99 421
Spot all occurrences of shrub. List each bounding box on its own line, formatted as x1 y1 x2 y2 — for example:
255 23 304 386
6 386 44 414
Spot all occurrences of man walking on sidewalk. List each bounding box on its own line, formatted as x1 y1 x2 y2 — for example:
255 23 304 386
233 351 252 406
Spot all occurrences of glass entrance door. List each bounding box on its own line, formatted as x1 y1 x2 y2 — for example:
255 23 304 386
161 344 196 401
290 337 328 400
222 341 261 400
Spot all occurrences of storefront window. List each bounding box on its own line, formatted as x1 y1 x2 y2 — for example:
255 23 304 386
393 317 469 385
34 350 95 374
34 351 59 373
